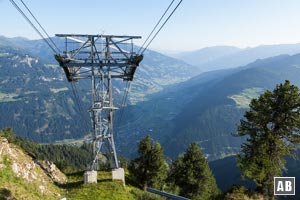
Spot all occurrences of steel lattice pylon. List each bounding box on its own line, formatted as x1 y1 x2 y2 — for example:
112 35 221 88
55 34 143 170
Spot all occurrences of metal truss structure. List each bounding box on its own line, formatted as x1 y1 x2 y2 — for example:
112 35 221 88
55 34 143 170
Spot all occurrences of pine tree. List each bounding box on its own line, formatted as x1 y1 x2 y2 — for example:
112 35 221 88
169 143 219 200
129 135 168 190
237 80 300 198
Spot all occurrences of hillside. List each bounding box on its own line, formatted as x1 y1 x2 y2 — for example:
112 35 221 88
0 131 163 200
0 136 64 199
165 53 300 158
3 130 300 199
0 36 200 104
117 53 300 159
0 36 199 143
3 36 300 160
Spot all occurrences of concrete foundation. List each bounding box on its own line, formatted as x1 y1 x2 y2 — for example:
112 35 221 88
112 168 125 185
84 170 97 184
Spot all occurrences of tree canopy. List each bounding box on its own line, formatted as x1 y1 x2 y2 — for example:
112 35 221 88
129 135 168 190
169 143 219 200
237 80 300 197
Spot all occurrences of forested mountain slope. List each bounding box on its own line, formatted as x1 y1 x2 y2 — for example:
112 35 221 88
118 54 300 159
164 54 300 158
0 36 198 143
2 36 300 160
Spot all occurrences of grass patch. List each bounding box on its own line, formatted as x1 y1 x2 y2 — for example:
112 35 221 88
24 91 38 95
50 87 69 94
0 92 21 102
68 181 135 200
228 87 264 108
64 171 165 200
0 90 38 102
65 171 134 200
44 64 59 69
0 52 9 57
54 137 87 146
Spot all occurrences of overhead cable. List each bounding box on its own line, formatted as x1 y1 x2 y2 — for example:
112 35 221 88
138 0 175 54
139 0 183 54
9 0 58 54
19 0 60 53
115 81 131 132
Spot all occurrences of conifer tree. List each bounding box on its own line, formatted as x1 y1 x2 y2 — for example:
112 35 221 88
129 135 168 190
237 80 300 198
169 143 219 200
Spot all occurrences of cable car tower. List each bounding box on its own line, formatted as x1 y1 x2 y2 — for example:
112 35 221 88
55 34 143 182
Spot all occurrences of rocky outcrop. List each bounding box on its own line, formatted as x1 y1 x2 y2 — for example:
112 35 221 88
0 136 63 199
0 137 43 183
38 160 67 184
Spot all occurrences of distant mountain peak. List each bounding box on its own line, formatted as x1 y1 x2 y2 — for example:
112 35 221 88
173 43 300 71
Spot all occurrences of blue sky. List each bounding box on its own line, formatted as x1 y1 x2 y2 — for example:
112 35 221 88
2 0 300 52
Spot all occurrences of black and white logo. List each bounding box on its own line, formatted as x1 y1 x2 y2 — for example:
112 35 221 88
274 177 295 195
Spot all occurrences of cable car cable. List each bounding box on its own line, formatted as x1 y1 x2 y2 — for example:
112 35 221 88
19 0 60 53
140 0 183 55
138 0 175 54
9 0 58 54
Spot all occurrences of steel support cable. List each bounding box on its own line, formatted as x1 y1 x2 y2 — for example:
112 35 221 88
123 82 131 107
115 82 129 126
115 81 131 131
70 82 90 134
140 0 183 55
120 82 131 119
122 82 130 107
9 0 57 54
123 82 131 108
20 0 60 53
138 0 175 54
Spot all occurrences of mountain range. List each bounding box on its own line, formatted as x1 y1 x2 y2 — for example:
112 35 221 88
2 36 300 161
172 44 300 71
117 53 300 159
0 36 198 143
